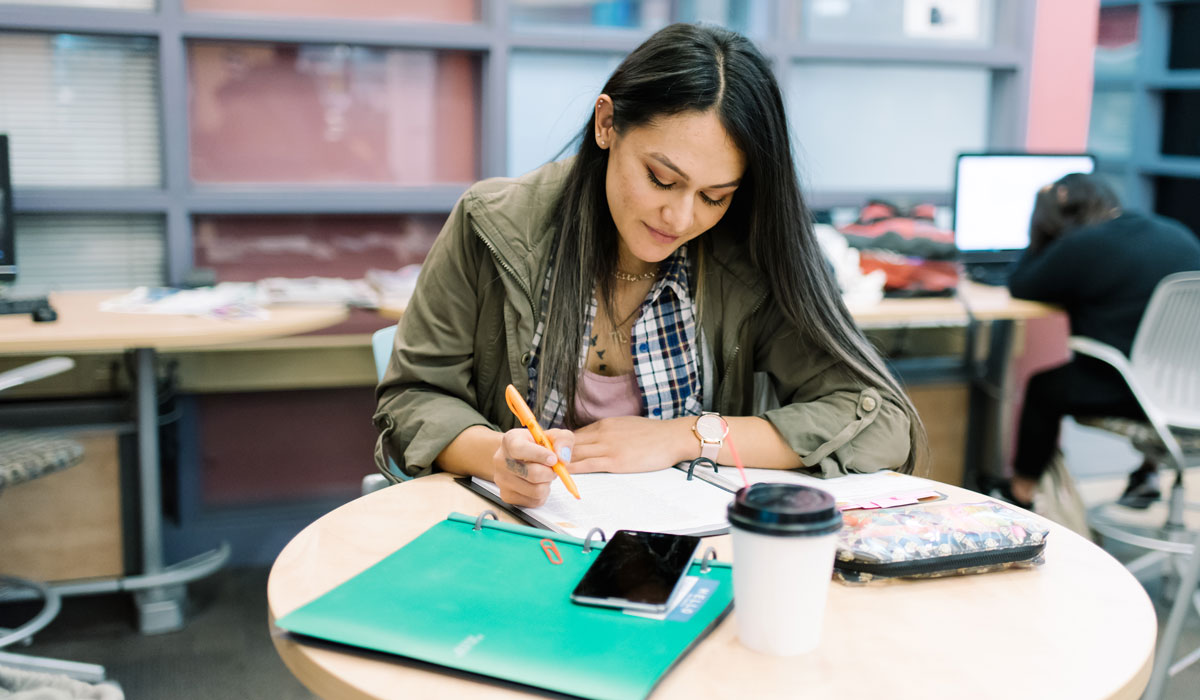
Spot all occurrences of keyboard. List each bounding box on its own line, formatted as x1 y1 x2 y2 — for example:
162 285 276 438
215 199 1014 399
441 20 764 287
965 263 1015 287
0 295 52 315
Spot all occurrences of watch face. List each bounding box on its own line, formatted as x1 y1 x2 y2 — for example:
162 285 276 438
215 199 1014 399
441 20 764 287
695 414 727 441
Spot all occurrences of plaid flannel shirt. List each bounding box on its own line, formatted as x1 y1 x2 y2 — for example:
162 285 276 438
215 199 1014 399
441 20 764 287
527 244 703 429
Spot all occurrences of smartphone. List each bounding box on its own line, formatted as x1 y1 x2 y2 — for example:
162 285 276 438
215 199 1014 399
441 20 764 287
570 530 702 613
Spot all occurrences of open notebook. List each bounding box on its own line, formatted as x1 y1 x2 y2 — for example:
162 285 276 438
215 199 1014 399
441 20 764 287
463 466 943 539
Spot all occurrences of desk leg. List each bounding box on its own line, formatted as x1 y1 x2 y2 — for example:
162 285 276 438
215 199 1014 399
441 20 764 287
963 320 1015 491
132 347 186 634
127 347 231 633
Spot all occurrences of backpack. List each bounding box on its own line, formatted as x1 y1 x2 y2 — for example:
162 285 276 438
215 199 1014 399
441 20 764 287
838 200 961 297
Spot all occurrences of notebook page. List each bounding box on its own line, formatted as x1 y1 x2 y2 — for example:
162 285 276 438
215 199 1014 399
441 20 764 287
471 469 735 539
688 467 940 509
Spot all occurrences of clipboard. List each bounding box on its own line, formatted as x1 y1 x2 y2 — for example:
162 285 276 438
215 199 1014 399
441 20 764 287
275 511 734 700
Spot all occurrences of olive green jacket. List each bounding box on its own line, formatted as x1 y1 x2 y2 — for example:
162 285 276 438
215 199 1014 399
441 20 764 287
374 160 911 480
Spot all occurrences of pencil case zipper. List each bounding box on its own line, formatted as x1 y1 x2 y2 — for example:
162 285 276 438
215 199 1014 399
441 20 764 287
833 543 1046 577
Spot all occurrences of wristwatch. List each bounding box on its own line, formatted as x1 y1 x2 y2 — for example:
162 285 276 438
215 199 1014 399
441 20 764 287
692 412 729 463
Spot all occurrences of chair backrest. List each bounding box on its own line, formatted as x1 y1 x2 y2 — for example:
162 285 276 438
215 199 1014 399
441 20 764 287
371 326 397 382
1129 271 1200 429
370 325 408 483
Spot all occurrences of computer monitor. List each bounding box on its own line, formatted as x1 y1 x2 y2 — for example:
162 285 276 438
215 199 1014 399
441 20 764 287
953 152 1097 264
0 134 14 284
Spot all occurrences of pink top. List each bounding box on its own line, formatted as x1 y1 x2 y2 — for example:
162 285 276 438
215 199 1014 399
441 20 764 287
574 370 642 425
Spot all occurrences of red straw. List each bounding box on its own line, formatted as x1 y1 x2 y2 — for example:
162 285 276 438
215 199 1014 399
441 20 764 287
725 433 750 489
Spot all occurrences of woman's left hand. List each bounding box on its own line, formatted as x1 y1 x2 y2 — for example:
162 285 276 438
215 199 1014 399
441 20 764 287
569 416 689 474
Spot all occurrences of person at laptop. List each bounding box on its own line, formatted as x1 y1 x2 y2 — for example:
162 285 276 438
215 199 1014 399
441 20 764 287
996 173 1200 509
374 23 923 507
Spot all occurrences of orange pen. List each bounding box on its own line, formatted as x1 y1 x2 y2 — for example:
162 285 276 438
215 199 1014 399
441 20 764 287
504 384 582 500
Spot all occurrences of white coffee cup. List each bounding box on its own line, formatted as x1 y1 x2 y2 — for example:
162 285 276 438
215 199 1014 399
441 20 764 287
727 483 842 656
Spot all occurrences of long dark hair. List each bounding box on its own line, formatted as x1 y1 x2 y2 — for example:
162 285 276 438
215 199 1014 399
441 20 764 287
538 23 924 473
1029 172 1121 253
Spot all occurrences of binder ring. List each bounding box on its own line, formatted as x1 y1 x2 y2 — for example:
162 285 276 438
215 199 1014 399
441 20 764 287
581 528 607 553
685 457 718 481
473 510 499 531
698 547 718 573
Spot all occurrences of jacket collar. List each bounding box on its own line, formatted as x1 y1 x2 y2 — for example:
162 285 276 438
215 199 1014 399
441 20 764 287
463 159 572 303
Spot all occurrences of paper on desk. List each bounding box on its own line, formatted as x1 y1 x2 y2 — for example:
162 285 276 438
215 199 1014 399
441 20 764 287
689 467 942 511
255 276 378 307
365 265 421 311
100 285 268 319
470 469 735 539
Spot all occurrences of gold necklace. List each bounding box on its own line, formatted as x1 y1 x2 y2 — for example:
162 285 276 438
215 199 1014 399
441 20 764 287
608 307 640 345
602 299 643 346
613 268 658 282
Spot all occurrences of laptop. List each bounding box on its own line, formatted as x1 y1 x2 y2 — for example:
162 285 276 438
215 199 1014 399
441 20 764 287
953 153 1097 286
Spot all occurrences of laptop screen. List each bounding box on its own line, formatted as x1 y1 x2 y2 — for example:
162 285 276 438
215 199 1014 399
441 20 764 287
953 153 1097 262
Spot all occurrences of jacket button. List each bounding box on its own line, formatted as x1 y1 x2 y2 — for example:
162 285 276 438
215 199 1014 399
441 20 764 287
861 396 877 412
521 352 531 365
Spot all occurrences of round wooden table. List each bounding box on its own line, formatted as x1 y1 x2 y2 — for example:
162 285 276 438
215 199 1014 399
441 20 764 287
269 473 1156 700
1 290 348 633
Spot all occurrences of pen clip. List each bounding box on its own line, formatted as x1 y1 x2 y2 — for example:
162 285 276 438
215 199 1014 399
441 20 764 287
504 385 527 421
505 385 544 441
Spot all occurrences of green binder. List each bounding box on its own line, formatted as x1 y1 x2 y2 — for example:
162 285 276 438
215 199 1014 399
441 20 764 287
276 512 733 700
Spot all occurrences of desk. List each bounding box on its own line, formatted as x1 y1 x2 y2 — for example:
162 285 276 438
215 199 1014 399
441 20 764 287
269 473 1156 700
851 282 1060 488
845 280 1056 329
0 290 348 633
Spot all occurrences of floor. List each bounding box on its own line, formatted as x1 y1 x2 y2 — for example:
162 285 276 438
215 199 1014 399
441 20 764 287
5 568 316 700
3 423 1199 699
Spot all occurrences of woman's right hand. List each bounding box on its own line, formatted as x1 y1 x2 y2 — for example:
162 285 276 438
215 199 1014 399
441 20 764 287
490 428 575 507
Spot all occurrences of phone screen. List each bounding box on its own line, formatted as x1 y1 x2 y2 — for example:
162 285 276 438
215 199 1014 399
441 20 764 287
570 530 701 612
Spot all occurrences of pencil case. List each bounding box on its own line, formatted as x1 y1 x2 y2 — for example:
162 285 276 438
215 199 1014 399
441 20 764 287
832 501 1049 584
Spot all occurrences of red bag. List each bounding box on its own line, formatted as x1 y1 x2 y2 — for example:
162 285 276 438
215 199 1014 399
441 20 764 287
838 200 961 297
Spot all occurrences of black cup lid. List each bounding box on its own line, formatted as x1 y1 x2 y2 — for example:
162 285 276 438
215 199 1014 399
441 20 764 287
727 482 842 536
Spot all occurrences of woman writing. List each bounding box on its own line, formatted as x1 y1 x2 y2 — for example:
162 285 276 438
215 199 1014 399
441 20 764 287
374 23 921 507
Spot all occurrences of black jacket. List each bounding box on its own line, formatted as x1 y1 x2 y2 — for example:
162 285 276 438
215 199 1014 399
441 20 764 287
1009 211 1200 401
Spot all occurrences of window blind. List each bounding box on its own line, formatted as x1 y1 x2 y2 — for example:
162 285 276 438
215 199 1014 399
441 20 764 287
0 32 161 188
10 214 165 294
0 0 154 11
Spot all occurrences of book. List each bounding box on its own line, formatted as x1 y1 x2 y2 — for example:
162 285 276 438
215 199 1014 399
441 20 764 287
275 512 733 700
464 466 945 540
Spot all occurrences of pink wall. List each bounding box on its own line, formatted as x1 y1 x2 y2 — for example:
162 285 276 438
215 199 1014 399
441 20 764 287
1005 0 1101 471
1026 0 1100 152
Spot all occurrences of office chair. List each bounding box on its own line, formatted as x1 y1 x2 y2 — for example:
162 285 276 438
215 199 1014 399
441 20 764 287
0 358 107 683
363 326 404 496
1064 271 1200 699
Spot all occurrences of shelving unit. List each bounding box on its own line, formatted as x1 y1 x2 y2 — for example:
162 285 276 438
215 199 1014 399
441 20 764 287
1094 0 1200 232
1 0 1037 291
